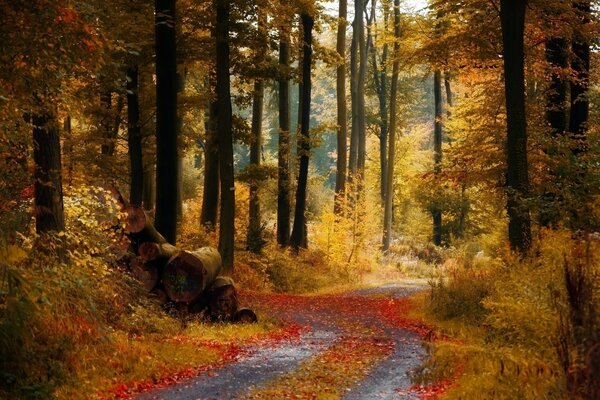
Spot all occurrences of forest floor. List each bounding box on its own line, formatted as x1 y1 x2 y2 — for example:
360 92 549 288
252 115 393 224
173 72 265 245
131 281 449 400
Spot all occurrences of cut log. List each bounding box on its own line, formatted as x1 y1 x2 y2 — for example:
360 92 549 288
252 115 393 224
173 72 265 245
123 205 146 233
233 308 258 323
139 242 178 263
123 205 168 254
206 276 238 321
131 257 159 291
163 247 222 303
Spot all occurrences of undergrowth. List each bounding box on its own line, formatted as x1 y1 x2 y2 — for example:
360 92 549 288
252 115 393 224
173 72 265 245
0 186 277 399
412 231 600 399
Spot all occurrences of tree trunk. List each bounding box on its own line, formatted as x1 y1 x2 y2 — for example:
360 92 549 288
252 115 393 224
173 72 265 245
444 71 453 109
348 19 358 182
201 98 220 229
334 0 348 214
277 6 291 246
247 79 265 252
432 69 443 246
568 0 590 153
127 66 144 207
355 0 367 190
143 161 155 212
216 0 235 270
63 116 74 187
290 13 313 250
500 0 531 254
154 0 179 244
33 112 65 233
383 0 400 253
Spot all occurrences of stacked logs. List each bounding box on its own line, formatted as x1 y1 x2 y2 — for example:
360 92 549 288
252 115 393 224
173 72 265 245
122 204 257 323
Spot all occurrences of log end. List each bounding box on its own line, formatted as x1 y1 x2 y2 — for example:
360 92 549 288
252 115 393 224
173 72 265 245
124 205 146 233
139 242 160 261
163 251 206 303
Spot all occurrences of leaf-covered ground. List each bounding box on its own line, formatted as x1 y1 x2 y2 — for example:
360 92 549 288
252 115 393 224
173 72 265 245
130 283 451 400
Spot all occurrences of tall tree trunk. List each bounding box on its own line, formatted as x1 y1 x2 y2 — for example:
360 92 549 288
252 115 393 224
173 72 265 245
348 19 358 182
290 13 313 250
216 0 235 270
432 69 443 246
444 71 453 109
568 0 590 153
500 0 531 254
154 0 179 244
247 80 264 252
63 116 74 187
545 37 568 136
355 0 367 190
383 0 400 253
334 0 348 214
201 98 220 229
277 7 291 246
370 4 389 205
247 10 266 253
143 160 155 211
127 66 144 207
33 112 65 233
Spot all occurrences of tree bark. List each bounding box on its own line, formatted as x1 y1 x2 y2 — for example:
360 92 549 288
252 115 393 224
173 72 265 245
355 0 367 190
143 161 155 212
201 98 220 229
216 0 235 270
277 5 291 246
247 75 265 252
290 13 313 250
154 0 179 244
163 246 222 303
500 0 531 254
373 16 389 205
568 0 590 153
127 66 144 207
383 0 400 253
33 112 65 233
348 19 358 182
334 0 348 214
432 69 443 246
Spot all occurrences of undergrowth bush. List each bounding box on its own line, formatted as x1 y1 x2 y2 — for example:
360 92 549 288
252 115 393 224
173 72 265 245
419 230 600 399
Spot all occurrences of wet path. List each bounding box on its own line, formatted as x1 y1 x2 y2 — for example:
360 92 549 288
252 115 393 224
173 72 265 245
135 283 427 400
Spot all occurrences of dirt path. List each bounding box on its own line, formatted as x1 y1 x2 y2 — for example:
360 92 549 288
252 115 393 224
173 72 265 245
136 282 428 400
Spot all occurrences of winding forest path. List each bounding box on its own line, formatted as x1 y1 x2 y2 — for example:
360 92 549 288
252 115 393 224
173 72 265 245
136 282 433 400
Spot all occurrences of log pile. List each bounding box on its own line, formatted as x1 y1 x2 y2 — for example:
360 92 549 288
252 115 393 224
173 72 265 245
119 203 256 323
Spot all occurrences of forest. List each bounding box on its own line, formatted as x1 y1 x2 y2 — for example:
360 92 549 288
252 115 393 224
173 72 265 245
0 0 599 399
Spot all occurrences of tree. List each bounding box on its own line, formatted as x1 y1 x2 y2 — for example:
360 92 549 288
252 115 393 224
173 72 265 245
290 12 314 250
216 0 235 270
500 0 531 253
127 66 144 207
568 0 590 153
334 0 348 214
247 8 267 253
355 0 367 191
277 0 292 246
32 110 65 233
382 0 400 253
201 96 220 229
432 69 443 246
154 0 179 244
366 0 390 205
